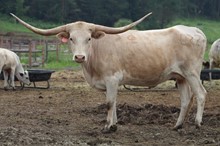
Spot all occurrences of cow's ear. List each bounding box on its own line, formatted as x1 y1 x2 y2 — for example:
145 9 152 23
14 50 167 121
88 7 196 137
92 31 105 39
56 32 70 43
202 61 210 68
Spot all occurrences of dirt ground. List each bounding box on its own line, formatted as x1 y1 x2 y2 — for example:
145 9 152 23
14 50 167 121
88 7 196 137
0 69 219 146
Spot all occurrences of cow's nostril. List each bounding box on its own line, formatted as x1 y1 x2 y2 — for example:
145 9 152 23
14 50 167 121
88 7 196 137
75 55 85 62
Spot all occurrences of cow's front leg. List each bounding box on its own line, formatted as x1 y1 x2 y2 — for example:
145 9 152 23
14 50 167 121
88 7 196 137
102 78 119 133
10 69 16 90
3 71 9 90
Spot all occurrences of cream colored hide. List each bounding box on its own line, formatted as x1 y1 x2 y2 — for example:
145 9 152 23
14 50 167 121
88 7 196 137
11 13 207 133
209 39 220 80
0 48 30 90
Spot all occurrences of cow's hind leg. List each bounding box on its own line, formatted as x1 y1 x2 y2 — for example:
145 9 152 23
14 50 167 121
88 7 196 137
186 74 207 128
102 77 119 133
174 79 193 130
209 59 213 82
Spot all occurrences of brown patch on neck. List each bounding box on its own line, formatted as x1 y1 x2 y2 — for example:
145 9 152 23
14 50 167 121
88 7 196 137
127 34 136 41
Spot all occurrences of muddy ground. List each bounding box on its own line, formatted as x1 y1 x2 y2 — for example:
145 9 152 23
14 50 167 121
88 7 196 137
0 69 219 146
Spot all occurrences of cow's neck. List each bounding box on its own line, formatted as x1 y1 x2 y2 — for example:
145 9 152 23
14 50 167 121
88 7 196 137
80 43 103 86
81 50 97 78
16 63 24 74
15 63 24 80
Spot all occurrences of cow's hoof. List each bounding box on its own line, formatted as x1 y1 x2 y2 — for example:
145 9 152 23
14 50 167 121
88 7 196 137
195 123 201 129
4 87 8 91
101 125 117 134
172 124 183 131
195 120 203 129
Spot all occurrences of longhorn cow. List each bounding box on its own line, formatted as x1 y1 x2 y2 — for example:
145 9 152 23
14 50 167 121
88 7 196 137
11 13 207 133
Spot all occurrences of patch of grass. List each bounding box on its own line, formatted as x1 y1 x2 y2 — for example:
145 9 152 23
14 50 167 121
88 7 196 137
0 13 62 34
43 60 79 70
0 20 29 33
18 46 80 70
44 50 79 70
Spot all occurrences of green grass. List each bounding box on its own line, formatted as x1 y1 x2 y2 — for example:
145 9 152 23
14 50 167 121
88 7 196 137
44 50 79 70
168 18 220 60
18 45 79 70
0 20 30 33
0 13 62 34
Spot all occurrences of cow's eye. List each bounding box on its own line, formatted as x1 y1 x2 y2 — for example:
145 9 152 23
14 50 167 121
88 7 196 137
20 73 24 77
86 38 91 43
70 38 75 43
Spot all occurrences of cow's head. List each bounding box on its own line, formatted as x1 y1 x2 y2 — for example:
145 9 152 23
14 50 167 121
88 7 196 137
19 71 31 85
11 13 152 63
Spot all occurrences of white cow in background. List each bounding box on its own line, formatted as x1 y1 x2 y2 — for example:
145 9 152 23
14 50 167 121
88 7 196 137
11 13 207 133
209 39 220 80
0 48 30 90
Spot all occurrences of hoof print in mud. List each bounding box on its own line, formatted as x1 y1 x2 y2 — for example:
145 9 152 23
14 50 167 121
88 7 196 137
101 125 117 133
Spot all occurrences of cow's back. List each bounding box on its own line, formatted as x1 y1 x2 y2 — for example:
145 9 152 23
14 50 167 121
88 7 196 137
0 48 18 69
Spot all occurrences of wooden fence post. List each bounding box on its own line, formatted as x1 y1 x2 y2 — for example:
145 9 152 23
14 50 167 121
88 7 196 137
0 36 2 47
28 40 32 67
41 39 45 67
56 40 59 61
9 36 13 50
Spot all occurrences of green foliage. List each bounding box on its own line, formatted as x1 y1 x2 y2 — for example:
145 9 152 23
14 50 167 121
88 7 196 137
3 0 219 29
15 0 29 16
114 18 133 27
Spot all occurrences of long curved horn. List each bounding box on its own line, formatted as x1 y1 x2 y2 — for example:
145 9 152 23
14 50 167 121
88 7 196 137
94 12 152 34
10 13 67 36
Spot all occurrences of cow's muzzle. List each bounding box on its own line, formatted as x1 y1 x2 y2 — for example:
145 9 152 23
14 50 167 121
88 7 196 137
75 55 85 63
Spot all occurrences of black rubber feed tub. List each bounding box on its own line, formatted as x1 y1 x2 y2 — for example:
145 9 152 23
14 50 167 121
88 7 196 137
25 69 55 89
28 69 55 82
200 69 220 81
0 69 55 89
